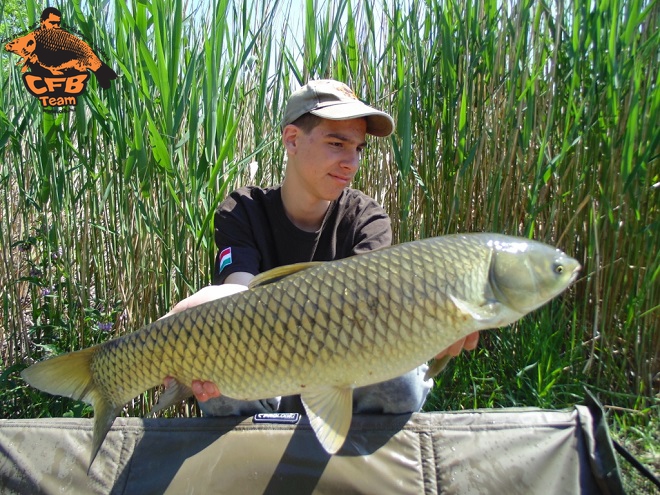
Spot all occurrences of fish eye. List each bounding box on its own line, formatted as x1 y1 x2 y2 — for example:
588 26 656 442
554 264 564 274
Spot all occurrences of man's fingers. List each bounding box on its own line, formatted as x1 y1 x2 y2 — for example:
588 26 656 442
435 332 480 360
191 380 221 402
163 376 221 403
464 332 479 350
446 338 466 357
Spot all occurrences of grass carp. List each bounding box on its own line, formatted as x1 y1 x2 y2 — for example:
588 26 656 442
21 233 580 468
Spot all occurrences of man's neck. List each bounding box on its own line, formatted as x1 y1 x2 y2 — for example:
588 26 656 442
280 180 331 232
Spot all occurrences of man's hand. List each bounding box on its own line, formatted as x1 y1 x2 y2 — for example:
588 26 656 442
435 332 479 360
191 380 221 402
160 284 248 319
162 376 221 403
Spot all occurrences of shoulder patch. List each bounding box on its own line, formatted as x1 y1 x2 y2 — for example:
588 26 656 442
218 247 232 273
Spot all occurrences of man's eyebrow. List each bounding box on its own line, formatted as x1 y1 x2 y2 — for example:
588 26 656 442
325 133 368 148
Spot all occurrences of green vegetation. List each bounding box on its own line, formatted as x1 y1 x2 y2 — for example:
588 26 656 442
1 0 657 471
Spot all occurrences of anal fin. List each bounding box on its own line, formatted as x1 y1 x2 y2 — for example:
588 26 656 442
301 386 353 454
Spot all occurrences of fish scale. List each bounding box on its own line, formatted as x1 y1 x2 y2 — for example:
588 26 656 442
36 29 97 59
21 233 580 469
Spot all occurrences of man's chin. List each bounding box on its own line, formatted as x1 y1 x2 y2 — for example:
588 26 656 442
323 188 348 202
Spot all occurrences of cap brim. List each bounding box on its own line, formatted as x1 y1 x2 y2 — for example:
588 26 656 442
311 101 394 137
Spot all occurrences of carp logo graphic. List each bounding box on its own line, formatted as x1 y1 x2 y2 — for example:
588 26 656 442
4 7 117 108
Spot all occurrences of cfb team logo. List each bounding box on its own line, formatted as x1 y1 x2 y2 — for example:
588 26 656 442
3 7 117 108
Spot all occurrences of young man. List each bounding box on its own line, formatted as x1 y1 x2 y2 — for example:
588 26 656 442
39 8 62 30
165 79 478 415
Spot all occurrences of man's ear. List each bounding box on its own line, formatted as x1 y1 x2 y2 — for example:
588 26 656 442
282 124 299 154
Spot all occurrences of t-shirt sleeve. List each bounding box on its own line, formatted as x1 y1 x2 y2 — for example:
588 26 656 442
351 198 392 255
212 192 261 284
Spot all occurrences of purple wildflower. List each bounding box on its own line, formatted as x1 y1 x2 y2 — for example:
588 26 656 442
50 247 63 261
98 322 113 332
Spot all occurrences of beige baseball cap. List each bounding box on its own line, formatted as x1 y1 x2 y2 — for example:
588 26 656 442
282 79 395 137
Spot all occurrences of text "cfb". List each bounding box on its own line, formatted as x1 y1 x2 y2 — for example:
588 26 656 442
23 74 89 95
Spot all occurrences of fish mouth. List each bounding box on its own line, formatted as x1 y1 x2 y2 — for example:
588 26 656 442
568 263 581 284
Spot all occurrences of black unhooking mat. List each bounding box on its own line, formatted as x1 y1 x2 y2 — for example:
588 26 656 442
0 405 626 494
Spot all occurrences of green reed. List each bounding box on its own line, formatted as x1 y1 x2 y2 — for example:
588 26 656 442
0 0 657 442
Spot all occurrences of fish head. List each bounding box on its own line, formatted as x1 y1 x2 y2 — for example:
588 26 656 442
487 237 581 315
5 33 36 57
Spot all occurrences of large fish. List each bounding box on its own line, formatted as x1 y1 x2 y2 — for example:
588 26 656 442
21 233 580 469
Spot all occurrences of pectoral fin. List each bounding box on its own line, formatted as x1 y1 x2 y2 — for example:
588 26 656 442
300 386 353 454
150 379 194 415
449 294 499 322
424 355 453 380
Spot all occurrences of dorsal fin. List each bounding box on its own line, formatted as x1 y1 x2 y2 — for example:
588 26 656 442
249 262 323 289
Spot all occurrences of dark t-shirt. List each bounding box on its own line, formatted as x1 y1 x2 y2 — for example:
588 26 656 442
212 185 392 284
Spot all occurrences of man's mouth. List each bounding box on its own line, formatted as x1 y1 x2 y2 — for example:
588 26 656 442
329 173 351 184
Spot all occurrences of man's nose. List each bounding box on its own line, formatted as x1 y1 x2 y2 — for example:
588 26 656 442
341 150 360 171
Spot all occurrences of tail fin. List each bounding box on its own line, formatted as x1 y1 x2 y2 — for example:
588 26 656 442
93 62 117 89
21 347 121 471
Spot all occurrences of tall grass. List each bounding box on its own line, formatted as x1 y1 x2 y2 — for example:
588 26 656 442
0 0 657 441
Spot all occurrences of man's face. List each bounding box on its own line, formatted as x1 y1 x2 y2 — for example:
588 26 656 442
284 117 368 202
41 14 61 29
